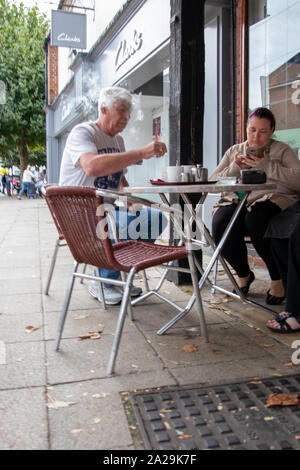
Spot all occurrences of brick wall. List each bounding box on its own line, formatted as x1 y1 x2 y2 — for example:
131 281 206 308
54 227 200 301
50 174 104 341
47 41 58 105
234 0 248 143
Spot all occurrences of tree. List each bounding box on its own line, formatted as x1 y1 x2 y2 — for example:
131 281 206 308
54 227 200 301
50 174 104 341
0 0 49 175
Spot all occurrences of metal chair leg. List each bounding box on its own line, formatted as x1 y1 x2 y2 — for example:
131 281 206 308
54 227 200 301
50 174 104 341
121 272 134 321
211 258 218 294
80 264 87 284
142 270 149 291
54 261 79 351
44 238 60 295
187 252 208 342
107 268 136 376
98 279 107 310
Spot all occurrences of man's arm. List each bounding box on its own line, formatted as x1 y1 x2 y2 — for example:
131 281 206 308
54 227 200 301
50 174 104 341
79 140 167 177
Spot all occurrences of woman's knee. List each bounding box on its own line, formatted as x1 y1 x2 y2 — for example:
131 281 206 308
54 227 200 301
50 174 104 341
212 205 238 241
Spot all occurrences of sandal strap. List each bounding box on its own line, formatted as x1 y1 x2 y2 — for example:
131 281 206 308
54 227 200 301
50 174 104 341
278 318 293 332
276 312 292 323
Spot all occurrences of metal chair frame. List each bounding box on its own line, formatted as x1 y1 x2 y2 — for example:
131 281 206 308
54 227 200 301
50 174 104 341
43 186 208 376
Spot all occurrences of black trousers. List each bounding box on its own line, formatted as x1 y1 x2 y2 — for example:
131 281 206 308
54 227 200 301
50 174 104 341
270 220 300 319
212 200 282 279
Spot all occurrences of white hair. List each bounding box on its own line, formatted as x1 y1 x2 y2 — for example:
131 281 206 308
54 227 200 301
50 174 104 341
98 87 132 114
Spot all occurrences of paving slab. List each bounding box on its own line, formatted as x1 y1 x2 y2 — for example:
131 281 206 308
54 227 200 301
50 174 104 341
0 341 46 389
0 387 48 450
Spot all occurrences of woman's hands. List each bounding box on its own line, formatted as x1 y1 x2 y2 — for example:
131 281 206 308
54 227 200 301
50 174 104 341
234 150 267 169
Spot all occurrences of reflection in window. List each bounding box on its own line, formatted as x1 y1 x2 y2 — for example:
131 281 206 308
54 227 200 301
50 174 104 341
248 0 300 156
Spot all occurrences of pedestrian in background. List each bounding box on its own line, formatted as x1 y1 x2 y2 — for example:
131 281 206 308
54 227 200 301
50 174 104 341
1 173 7 194
17 165 35 199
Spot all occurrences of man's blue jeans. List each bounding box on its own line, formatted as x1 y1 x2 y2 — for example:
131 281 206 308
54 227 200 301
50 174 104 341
98 206 167 287
18 182 32 197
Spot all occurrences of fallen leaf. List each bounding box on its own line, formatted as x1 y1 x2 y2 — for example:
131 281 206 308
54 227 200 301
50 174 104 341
220 295 233 303
208 304 230 312
47 400 77 409
178 434 192 440
265 393 299 408
25 325 40 334
78 330 102 340
284 362 293 368
262 344 273 348
182 344 198 353
164 421 172 430
78 334 93 340
71 429 83 434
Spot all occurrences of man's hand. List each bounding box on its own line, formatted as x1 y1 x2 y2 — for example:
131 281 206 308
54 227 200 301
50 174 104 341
142 141 167 160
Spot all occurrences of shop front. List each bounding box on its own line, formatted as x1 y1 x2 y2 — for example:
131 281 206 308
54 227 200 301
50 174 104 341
46 0 171 186
46 0 233 191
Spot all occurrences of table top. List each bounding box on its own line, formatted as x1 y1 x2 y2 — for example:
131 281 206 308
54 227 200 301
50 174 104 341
123 182 277 194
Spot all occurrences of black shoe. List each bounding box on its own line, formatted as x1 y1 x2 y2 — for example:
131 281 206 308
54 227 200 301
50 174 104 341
266 289 285 305
233 270 255 296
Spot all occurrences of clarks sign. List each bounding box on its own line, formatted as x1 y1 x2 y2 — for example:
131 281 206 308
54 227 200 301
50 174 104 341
51 10 87 49
115 30 143 71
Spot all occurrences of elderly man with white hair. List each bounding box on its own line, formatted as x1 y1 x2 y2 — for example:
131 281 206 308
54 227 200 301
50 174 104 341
59 86 167 305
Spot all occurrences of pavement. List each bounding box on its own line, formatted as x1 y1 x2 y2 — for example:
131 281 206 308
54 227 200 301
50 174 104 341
0 193 300 450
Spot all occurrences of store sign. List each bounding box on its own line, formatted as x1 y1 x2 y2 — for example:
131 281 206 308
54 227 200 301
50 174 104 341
115 29 143 71
51 10 87 49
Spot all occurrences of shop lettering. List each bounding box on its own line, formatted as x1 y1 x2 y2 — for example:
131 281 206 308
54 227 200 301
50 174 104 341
57 32 81 44
115 30 143 71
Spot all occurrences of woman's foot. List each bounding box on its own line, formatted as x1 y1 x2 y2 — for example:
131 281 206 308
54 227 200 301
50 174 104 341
266 312 300 334
266 279 285 305
236 270 255 295
269 279 285 298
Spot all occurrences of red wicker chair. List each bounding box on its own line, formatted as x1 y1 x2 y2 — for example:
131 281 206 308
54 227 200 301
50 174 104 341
44 185 208 375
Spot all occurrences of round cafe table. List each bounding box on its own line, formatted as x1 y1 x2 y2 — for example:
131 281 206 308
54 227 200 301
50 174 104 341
122 181 278 336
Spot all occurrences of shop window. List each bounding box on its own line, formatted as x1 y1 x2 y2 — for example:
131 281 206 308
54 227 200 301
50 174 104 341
248 0 300 156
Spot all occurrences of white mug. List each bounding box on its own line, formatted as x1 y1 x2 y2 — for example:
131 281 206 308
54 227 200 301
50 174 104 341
166 166 181 182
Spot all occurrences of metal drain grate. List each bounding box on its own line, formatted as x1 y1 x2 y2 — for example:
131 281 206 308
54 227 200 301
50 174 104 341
128 374 300 450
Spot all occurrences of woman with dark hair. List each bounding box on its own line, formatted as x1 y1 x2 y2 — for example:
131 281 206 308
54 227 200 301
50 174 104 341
210 107 300 304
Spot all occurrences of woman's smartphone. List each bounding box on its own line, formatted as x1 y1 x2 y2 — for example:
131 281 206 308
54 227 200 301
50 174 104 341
246 146 269 158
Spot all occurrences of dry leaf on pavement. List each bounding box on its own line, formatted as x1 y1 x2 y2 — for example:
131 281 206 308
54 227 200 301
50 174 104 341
25 325 40 334
208 304 230 312
182 344 198 353
78 330 102 340
264 393 299 408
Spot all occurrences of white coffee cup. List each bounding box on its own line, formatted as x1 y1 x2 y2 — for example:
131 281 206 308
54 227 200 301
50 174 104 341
166 166 181 182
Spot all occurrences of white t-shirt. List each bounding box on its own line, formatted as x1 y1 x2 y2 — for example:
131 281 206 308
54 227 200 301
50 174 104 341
22 169 35 183
59 121 126 190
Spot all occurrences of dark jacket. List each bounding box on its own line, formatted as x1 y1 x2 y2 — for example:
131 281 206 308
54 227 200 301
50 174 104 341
265 200 300 239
